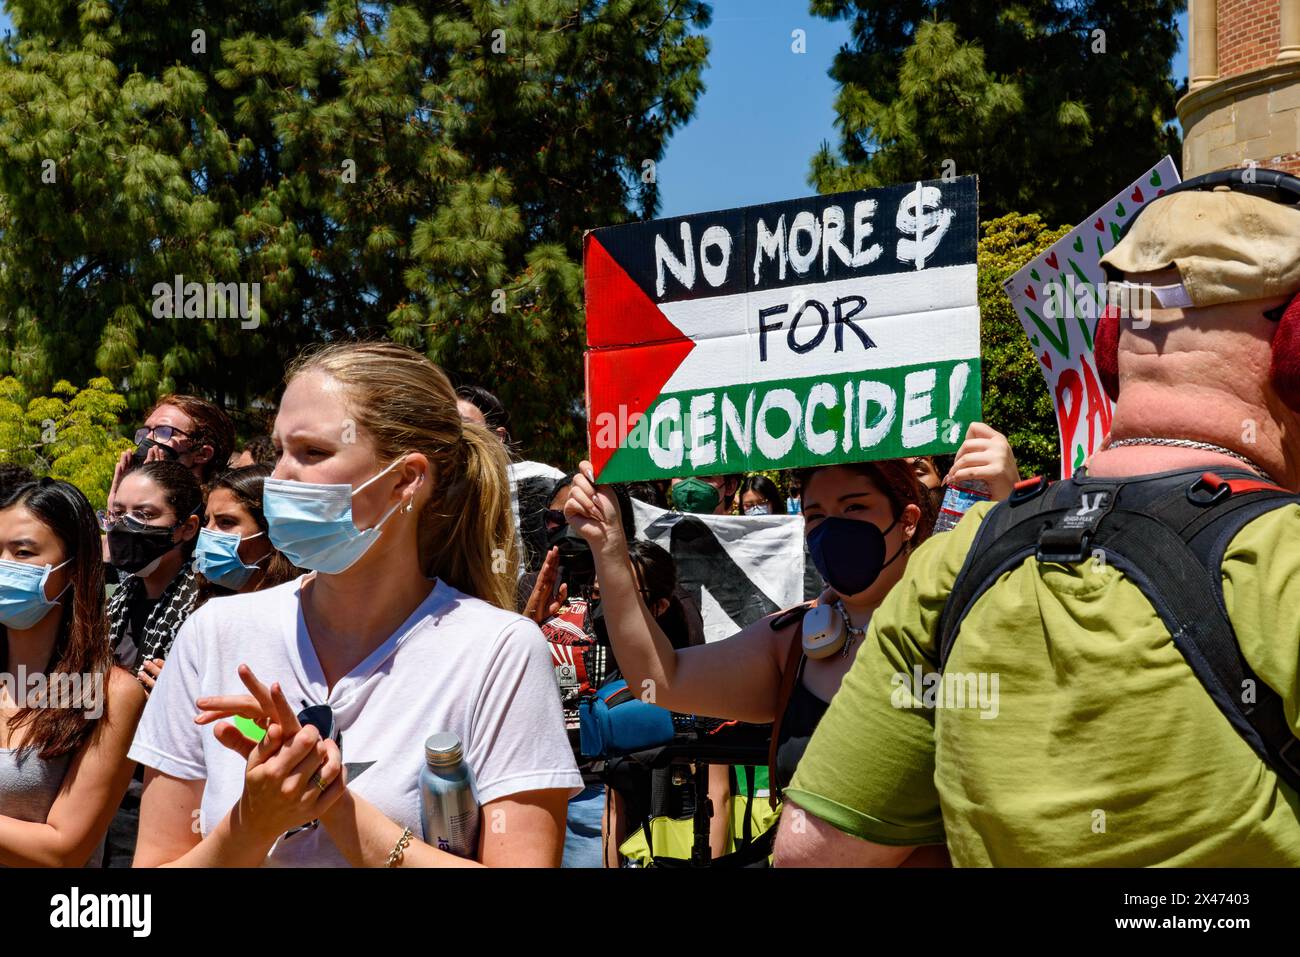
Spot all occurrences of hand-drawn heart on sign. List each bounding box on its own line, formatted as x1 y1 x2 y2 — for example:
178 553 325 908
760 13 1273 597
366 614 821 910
1001 156 1180 479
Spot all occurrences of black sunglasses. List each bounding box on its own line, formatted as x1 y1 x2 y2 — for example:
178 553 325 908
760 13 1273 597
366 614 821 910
283 702 340 839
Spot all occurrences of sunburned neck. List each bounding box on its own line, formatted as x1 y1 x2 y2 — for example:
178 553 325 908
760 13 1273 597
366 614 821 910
1085 444 1285 486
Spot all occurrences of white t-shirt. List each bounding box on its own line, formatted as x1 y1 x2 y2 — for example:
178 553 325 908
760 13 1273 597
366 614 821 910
128 575 583 867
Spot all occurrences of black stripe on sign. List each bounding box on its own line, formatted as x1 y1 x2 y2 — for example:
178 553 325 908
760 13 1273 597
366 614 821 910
588 176 977 306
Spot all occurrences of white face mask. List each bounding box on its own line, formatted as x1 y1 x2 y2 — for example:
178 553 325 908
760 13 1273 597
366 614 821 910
744 504 773 516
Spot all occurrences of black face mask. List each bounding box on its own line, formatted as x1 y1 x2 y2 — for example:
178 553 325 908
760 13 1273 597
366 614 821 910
107 515 180 574
131 437 181 467
806 515 902 597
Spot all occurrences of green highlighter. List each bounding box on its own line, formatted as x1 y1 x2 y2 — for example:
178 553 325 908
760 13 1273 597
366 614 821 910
234 715 267 742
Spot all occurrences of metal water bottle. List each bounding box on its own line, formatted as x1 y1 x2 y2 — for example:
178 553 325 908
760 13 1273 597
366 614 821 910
418 733 480 858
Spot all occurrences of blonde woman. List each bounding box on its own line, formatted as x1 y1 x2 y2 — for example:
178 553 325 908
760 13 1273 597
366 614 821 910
130 342 581 867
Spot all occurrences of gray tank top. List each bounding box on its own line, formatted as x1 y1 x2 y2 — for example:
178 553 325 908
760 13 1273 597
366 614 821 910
0 747 104 867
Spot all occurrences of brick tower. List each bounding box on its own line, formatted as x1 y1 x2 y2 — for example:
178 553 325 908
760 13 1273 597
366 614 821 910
1178 0 1300 175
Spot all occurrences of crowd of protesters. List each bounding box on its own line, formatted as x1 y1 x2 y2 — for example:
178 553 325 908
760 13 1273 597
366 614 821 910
0 338 1016 868
1 171 1299 867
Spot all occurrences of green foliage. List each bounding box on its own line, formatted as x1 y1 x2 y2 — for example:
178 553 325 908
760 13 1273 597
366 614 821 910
0 376 133 509
0 0 712 468
977 212 1071 480
809 0 1185 224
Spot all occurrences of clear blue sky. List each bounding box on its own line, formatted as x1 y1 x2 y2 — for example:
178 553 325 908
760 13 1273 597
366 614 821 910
0 2 1189 218
657 2 1190 217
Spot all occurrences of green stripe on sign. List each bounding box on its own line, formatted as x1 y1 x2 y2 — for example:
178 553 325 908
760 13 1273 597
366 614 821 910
594 358 981 483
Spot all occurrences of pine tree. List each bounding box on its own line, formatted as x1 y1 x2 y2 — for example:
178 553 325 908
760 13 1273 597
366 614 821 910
809 1 1185 224
0 376 132 508
0 1 710 466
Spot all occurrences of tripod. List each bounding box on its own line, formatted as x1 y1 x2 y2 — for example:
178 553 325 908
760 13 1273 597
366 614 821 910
624 728 770 868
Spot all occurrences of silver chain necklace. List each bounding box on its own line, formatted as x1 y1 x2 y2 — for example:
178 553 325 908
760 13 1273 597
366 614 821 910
832 599 868 658
1104 437 1276 483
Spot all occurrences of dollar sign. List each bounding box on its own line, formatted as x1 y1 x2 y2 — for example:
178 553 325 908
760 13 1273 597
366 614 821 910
896 182 954 270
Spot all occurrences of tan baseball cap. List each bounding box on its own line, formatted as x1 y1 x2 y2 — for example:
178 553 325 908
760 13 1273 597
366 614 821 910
1099 186 1300 307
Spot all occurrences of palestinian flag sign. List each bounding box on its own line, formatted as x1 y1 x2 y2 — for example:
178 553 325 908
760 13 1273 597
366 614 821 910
584 177 982 483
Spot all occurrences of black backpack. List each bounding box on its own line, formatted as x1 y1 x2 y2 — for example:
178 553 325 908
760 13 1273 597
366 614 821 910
935 465 1300 792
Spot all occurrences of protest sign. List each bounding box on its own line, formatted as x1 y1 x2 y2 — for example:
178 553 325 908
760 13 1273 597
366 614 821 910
584 178 982 483
632 499 819 643
1002 157 1180 478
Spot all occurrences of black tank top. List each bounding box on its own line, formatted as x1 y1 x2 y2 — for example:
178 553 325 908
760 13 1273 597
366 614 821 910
774 654 830 792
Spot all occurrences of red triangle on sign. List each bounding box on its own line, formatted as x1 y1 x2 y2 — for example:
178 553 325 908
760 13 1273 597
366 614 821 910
584 235 695 478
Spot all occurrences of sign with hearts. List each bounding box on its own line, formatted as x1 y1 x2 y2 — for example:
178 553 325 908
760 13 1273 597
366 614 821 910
583 177 981 482
1001 156 1180 479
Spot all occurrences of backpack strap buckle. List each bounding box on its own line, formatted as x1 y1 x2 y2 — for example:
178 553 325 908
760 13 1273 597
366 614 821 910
1036 525 1093 564
1010 475 1049 506
1187 472 1233 506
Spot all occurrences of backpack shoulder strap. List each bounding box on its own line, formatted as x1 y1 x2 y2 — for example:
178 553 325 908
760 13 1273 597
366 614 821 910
939 467 1300 792
1134 475 1300 791
768 606 810 809
937 475 1076 671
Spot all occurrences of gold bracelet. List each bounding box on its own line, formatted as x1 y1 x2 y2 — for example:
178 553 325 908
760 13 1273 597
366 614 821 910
386 826 413 868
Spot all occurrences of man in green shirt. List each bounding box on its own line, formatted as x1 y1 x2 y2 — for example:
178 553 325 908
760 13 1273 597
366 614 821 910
774 174 1300 867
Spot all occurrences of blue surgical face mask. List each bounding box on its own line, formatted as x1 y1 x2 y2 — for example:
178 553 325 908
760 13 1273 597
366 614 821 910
0 558 72 630
262 457 413 574
194 527 269 590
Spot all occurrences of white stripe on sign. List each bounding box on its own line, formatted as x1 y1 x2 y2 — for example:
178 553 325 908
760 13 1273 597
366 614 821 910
659 262 977 344
661 304 980 394
632 499 811 643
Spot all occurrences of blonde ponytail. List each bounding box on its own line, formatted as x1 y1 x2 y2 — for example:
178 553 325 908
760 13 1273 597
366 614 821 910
421 420 518 610
286 341 520 611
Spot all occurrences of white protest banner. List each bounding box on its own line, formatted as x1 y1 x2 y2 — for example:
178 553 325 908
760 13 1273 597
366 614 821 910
585 178 981 483
632 499 819 643
1002 157 1180 478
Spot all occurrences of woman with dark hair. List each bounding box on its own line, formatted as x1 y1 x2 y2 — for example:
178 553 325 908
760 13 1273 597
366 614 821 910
0 479 146 866
738 475 784 516
104 461 203 688
102 460 203 866
193 466 300 607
